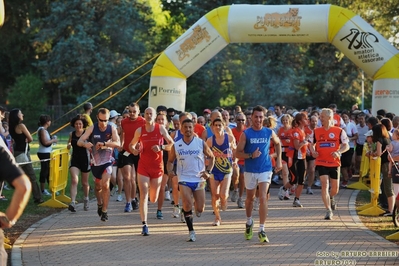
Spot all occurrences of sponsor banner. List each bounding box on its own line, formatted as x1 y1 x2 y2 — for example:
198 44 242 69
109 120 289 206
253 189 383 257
164 16 228 78
372 79 399 116
148 76 187 112
332 15 399 77
228 5 329 43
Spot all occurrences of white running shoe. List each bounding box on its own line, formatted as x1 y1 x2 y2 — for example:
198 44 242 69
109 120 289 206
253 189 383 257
165 191 171 201
314 180 321 187
188 230 196 242
42 189 51 196
278 186 284 201
231 190 238 202
253 198 259 211
306 187 314 195
116 194 123 202
293 199 303 207
172 206 180 218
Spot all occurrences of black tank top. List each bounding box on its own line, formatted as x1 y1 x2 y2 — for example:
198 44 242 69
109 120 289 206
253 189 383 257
71 131 89 158
10 130 29 152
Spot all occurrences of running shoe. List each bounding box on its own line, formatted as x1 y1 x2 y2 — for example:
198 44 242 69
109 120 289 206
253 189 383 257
156 210 163 220
68 202 76 213
172 205 180 218
124 202 132 212
180 207 186 223
42 189 51 196
237 198 244 208
97 204 103 217
258 230 269 243
195 209 202 218
253 198 259 211
220 200 227 211
132 199 139 210
231 190 238 202
110 185 118 196
142 225 149 236
272 175 280 185
330 197 337 210
212 219 221 226
293 199 303 207
314 180 321 187
188 230 196 242
116 194 123 202
306 187 314 195
245 220 253 240
165 191 171 201
83 199 89 211
289 185 296 195
341 180 348 188
278 186 284 201
284 189 290 200
100 211 108 222
325 210 333 220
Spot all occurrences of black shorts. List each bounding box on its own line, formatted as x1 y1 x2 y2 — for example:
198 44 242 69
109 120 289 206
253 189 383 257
355 144 364 156
69 156 91 173
289 158 306 185
306 155 315 162
282 152 288 164
316 166 340 179
118 150 139 170
341 148 354 168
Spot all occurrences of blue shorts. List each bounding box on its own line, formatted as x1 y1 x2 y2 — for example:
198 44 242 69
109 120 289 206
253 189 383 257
238 164 245 174
211 172 232 182
91 162 113 179
179 181 206 192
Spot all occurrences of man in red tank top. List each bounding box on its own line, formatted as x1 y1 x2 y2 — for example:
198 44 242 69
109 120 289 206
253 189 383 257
130 107 174 236
231 112 246 208
309 108 349 220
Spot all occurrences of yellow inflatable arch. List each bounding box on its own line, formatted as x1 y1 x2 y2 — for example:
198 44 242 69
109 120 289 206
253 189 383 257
149 4 399 114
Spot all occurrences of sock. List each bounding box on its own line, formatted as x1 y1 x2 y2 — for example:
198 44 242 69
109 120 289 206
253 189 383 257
183 209 194 231
174 204 179 208
259 224 265 232
246 217 252 225
142 221 147 225
294 197 299 201
84 197 89 200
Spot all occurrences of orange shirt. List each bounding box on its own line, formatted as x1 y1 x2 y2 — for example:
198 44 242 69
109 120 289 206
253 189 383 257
232 126 246 165
333 113 341 127
291 127 307 160
314 126 344 167
194 123 205 138
269 141 276 167
278 127 292 153
304 126 314 156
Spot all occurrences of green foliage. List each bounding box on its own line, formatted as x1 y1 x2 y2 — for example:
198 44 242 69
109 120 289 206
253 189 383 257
8 73 48 129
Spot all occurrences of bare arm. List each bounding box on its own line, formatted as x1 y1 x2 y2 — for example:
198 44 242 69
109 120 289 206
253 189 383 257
235 132 252 159
104 126 120 148
201 128 208 142
2 174 31 228
203 140 215 172
67 132 72 150
271 131 282 172
77 126 94 149
129 127 142 155
160 125 174 151
39 128 56 146
167 145 176 178
19 124 33 143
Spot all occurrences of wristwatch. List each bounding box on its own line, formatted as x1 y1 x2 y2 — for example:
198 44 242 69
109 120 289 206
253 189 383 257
248 153 253 159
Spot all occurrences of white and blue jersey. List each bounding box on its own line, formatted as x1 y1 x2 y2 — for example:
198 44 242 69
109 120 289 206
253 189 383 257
175 137 205 183
244 127 273 173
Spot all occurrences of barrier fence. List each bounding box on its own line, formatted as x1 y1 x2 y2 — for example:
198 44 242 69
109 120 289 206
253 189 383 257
38 148 71 208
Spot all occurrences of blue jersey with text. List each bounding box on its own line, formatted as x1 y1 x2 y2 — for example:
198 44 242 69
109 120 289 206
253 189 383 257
244 127 272 173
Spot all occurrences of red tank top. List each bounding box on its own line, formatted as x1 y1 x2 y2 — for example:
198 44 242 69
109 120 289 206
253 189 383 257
139 123 163 170
232 127 246 165
314 126 343 167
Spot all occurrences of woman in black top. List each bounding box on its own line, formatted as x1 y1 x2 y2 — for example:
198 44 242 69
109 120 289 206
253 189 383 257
67 115 90 212
9 109 43 203
371 123 394 215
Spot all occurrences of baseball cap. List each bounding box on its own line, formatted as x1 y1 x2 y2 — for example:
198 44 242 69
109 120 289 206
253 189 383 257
365 130 373 137
109 110 121 119
203 109 211 114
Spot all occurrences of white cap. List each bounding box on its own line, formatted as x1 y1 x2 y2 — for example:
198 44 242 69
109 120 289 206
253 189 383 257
109 110 121 119
365 130 373 137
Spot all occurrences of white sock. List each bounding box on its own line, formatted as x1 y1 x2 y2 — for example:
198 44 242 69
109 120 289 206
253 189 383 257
246 217 252 225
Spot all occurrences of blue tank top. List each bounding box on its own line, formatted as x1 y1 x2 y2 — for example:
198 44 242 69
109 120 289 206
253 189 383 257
206 126 214 138
244 127 273 173
211 134 233 174
91 124 113 166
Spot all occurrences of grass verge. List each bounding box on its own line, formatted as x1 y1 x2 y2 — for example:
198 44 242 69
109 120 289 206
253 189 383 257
355 190 399 245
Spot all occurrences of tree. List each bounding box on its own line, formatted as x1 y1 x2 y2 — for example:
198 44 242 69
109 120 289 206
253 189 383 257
8 73 48 130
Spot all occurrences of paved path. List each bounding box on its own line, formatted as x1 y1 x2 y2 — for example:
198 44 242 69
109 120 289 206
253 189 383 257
12 187 399 265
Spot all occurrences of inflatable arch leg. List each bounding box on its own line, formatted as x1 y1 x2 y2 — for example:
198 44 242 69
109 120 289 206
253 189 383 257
149 4 399 115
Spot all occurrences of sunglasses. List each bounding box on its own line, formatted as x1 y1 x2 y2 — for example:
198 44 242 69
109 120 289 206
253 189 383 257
237 119 245 122
98 118 108 122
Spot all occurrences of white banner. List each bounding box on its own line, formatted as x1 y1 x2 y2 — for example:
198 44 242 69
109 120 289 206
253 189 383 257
372 79 399 116
331 16 399 78
148 76 187 112
228 5 330 43
163 16 228 78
